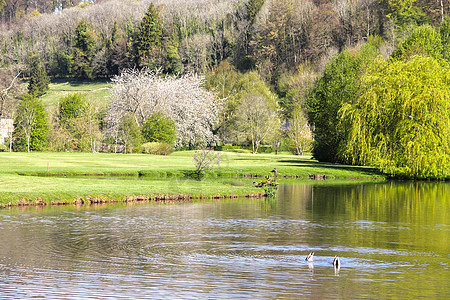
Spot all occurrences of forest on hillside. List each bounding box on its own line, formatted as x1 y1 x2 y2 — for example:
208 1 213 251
0 0 449 179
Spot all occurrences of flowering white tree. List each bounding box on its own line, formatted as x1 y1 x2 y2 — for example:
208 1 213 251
106 68 221 148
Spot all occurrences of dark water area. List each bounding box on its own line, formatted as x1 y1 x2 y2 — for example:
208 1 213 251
0 181 449 299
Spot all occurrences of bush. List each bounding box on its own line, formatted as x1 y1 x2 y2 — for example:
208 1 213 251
0 144 8 152
141 142 173 155
192 149 220 177
141 112 176 145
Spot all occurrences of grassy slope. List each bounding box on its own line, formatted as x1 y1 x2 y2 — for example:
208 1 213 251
39 78 111 109
0 151 384 205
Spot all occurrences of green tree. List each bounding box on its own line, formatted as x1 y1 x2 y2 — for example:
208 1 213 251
287 104 312 156
164 40 182 74
135 3 163 67
392 24 443 60
13 94 49 152
119 113 143 154
440 17 450 60
340 56 450 179
142 112 176 145
385 0 429 27
27 53 49 97
307 44 380 162
57 93 101 152
72 19 97 79
235 93 279 154
276 65 317 119
205 63 277 144
59 93 85 123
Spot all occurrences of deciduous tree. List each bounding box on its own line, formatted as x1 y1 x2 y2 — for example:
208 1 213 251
235 93 278 154
340 55 450 178
107 69 221 148
13 93 48 152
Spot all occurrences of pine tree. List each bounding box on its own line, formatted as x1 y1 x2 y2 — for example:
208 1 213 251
135 3 163 67
27 53 50 97
72 19 96 79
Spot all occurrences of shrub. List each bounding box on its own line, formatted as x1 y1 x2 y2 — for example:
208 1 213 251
192 149 220 177
141 112 176 145
0 144 7 152
141 142 173 155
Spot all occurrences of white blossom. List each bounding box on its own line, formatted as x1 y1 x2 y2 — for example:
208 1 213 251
106 68 222 148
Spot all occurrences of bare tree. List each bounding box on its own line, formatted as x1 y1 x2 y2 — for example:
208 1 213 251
0 70 21 118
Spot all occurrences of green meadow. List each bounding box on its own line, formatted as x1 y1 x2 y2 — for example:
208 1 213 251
39 79 111 109
0 151 383 205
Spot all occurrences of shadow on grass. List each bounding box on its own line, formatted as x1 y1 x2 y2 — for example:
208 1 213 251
277 159 382 176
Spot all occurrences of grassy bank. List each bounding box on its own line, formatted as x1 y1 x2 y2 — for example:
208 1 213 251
0 151 384 206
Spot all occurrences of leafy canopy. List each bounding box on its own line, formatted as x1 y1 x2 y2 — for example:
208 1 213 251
340 55 450 179
142 112 176 145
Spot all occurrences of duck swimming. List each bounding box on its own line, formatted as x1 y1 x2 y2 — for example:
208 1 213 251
333 255 340 268
305 252 314 262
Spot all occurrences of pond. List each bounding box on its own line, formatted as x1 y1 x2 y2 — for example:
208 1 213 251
0 181 449 299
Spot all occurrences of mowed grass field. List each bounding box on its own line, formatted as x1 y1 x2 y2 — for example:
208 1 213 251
0 151 383 205
39 78 112 109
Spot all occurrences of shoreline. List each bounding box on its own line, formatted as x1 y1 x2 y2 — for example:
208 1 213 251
0 192 268 209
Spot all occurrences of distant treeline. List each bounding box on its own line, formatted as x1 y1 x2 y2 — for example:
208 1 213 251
0 0 448 79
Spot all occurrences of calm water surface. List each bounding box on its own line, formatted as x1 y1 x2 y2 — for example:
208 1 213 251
0 181 449 299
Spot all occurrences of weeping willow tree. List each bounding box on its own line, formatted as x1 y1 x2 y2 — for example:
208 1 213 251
340 55 450 179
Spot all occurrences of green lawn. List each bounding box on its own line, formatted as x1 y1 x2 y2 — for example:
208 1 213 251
0 151 384 205
39 78 111 109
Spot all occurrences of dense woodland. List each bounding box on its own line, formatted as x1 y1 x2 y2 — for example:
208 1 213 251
0 0 449 179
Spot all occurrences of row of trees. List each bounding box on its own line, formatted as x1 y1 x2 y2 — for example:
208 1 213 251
2 1 450 81
307 24 450 178
8 68 290 154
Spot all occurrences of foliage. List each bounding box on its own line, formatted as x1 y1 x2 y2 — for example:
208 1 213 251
250 0 308 81
235 93 279 154
340 56 450 179
385 0 429 28
254 174 279 197
307 44 380 162
13 94 49 152
27 53 49 97
391 25 443 60
286 105 312 155
276 66 317 119
192 148 220 177
135 3 163 67
141 111 176 145
440 17 450 60
205 63 277 143
141 142 174 155
107 69 220 148
72 19 97 79
118 113 143 154
59 93 85 122
56 93 102 152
